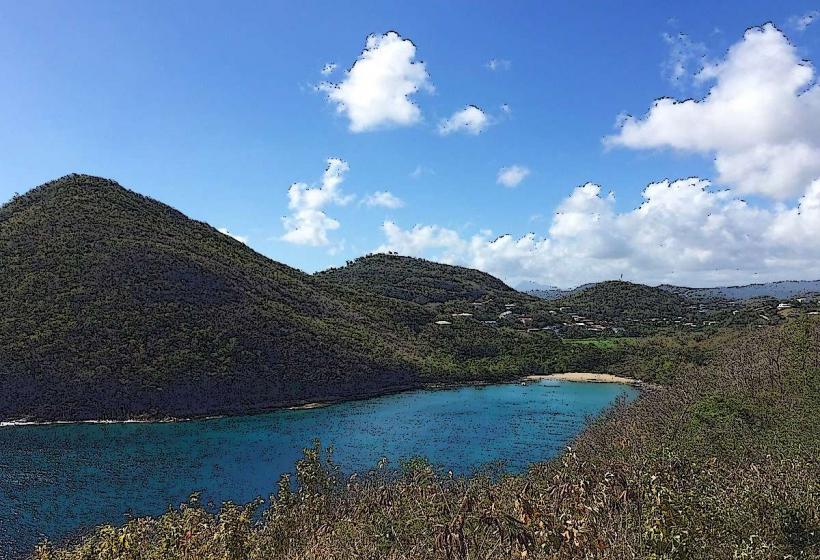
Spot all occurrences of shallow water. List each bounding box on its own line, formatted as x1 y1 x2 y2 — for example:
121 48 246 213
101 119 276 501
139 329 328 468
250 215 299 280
0 379 635 556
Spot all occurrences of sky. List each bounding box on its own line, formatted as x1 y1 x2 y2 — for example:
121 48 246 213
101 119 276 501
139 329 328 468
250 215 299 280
3 1 820 288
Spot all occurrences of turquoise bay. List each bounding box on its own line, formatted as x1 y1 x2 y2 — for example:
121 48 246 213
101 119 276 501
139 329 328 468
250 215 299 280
0 379 635 556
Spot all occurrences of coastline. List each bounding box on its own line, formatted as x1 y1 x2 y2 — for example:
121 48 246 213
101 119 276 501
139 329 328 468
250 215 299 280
287 402 329 410
0 373 641 427
524 372 641 385
0 383 423 427
0 415 224 428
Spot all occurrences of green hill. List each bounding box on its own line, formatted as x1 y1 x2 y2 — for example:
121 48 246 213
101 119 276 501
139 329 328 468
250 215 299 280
317 254 558 330
0 175 436 420
317 253 523 304
556 281 692 322
0 175 572 422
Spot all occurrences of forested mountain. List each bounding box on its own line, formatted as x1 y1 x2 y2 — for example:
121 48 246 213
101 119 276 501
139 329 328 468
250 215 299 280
0 175 571 422
0 175 425 420
317 253 526 304
554 281 691 321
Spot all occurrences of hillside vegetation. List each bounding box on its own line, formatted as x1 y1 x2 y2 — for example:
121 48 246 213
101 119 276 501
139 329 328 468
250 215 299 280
33 318 820 559
554 281 691 322
0 175 612 422
317 253 525 305
0 175 428 420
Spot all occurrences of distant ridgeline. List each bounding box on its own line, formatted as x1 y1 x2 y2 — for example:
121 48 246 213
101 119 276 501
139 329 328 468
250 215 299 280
527 281 820 303
1 175 816 421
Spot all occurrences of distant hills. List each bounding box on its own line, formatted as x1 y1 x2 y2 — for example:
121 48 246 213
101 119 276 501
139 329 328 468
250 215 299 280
527 280 820 302
658 280 820 302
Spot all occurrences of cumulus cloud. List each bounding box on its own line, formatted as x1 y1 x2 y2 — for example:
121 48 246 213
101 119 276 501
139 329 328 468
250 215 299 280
281 158 353 246
320 62 337 75
363 191 405 209
378 221 467 258
768 179 820 244
376 177 820 287
497 165 530 188
318 32 432 132
217 227 248 244
438 105 489 135
607 24 820 200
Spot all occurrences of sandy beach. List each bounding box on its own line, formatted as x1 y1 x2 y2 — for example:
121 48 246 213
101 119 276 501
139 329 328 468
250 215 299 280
524 372 641 385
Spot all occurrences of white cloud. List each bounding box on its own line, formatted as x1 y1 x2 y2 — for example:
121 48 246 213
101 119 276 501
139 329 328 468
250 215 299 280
500 103 511 115
661 32 707 87
497 165 530 188
768 179 820 244
217 227 248 244
378 222 467 258
438 105 489 135
607 24 820 200
318 32 432 133
363 191 405 209
281 158 353 246
486 58 511 71
320 62 337 75
791 11 819 31
376 177 820 287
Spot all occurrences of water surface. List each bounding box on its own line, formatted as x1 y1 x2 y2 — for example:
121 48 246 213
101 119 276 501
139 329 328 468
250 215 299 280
0 379 635 556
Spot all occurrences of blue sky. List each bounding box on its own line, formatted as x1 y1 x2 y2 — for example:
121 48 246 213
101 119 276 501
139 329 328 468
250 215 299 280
3 1 820 287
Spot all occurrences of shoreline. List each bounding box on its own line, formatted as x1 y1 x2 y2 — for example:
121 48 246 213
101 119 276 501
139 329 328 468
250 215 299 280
0 383 421 427
287 402 329 410
524 372 642 385
0 373 641 427
0 415 225 428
